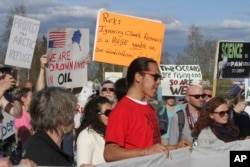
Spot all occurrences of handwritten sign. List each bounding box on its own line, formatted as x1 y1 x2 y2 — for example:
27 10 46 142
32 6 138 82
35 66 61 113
159 65 202 96
216 41 250 78
4 15 40 68
105 72 122 82
2 112 16 140
46 28 89 88
93 10 165 66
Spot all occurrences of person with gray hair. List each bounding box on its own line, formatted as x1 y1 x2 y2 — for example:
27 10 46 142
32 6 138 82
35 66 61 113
202 86 213 103
22 87 77 166
100 80 117 108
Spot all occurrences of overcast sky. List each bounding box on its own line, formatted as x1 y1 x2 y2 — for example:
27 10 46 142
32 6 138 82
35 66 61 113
1 0 250 60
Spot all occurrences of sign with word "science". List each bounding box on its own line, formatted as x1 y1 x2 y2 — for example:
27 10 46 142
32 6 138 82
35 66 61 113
216 41 250 79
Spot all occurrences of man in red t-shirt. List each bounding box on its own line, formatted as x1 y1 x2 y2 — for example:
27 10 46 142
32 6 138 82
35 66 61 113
104 57 192 162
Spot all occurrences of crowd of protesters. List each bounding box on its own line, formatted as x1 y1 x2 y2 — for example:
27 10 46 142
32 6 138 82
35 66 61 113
0 56 250 167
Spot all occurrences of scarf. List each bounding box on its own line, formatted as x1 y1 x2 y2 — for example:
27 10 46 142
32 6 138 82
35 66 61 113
210 121 239 142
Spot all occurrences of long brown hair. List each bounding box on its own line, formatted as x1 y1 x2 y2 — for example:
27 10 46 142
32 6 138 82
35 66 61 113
192 97 227 138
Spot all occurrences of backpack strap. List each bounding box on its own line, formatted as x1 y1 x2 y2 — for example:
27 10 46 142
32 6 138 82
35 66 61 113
158 107 168 135
176 109 185 134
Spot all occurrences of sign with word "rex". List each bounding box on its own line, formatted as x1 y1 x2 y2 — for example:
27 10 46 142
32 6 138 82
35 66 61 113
93 10 165 66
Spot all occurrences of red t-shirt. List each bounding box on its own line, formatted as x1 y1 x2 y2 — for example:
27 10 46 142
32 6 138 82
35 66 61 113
105 96 161 149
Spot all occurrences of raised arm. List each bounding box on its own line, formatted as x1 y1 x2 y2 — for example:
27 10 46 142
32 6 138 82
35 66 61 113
0 74 22 118
35 54 48 92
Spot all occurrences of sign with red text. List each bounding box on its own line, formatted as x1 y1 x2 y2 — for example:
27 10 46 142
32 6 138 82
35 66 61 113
46 28 89 88
4 15 40 68
159 65 202 96
93 10 165 66
215 41 250 79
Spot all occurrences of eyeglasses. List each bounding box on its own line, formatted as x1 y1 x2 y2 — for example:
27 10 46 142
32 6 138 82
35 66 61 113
178 99 185 101
203 94 212 98
140 71 162 81
188 94 205 99
101 87 115 92
98 109 112 117
213 110 230 117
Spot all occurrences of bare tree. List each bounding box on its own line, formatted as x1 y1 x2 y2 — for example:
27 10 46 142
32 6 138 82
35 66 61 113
184 25 203 64
0 3 46 86
0 3 26 63
174 24 234 98
160 51 170 64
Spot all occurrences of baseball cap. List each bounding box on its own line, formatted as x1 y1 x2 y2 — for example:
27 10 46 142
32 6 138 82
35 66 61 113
0 64 12 71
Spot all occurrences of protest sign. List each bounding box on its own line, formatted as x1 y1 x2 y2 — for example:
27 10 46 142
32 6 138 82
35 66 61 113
97 139 250 167
105 72 122 82
93 10 165 66
4 15 40 68
46 28 89 88
245 78 250 101
2 112 16 140
215 41 250 79
159 64 202 96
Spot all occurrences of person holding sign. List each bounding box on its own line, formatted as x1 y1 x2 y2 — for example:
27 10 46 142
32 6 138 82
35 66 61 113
0 65 22 118
104 57 192 162
0 65 22 143
35 54 48 92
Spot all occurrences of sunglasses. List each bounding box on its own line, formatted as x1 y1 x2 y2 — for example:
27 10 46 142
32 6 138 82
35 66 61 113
203 94 212 98
213 110 230 117
178 99 185 101
98 109 112 117
166 96 175 99
101 87 115 92
189 94 205 99
140 71 162 81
